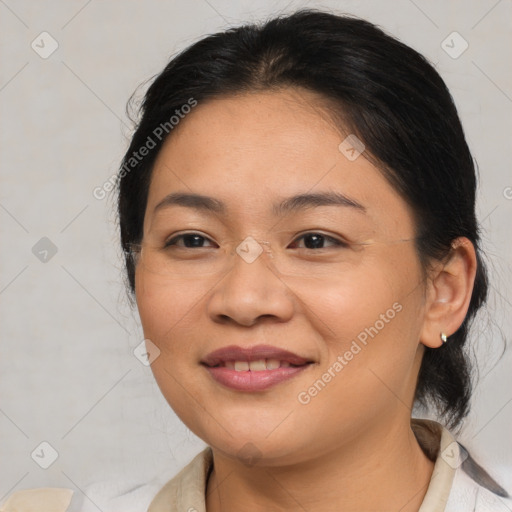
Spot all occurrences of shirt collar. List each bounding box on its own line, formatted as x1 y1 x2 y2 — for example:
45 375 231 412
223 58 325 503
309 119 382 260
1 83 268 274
412 418 458 512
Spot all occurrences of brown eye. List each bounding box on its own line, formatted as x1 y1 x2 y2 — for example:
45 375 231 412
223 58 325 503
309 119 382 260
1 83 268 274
164 233 217 249
290 233 348 250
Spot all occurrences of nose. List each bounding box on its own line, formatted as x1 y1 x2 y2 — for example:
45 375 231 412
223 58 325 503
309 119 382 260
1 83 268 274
206 246 294 327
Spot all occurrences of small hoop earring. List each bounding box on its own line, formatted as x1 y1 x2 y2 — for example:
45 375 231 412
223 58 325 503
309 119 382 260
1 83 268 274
441 332 448 343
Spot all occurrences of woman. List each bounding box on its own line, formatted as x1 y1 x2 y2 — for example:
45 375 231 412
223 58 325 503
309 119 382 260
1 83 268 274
2 8 510 512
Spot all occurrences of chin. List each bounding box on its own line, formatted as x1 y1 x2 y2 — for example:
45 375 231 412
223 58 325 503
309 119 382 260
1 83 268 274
203 428 308 467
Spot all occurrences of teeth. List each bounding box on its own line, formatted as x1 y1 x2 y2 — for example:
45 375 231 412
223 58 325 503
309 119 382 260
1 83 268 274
249 359 266 371
234 361 250 371
227 359 295 371
266 358 280 370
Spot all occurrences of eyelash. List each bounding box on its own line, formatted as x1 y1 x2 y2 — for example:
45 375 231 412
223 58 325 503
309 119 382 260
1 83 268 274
163 232 349 250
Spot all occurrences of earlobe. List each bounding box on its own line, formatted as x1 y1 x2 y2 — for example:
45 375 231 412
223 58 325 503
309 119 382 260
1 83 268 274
420 237 477 349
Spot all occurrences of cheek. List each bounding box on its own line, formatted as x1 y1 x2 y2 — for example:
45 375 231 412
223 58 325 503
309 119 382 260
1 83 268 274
286 247 422 341
134 269 213 431
135 269 210 342
294 248 425 400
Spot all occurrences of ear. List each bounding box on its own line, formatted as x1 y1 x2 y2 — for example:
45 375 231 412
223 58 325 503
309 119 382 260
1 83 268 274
420 237 477 348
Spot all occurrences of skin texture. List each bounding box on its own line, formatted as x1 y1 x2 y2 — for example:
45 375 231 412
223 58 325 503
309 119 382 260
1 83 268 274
135 88 477 511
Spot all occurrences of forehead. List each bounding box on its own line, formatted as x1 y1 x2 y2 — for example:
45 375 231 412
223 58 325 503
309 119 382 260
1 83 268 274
145 89 414 235
171 88 343 155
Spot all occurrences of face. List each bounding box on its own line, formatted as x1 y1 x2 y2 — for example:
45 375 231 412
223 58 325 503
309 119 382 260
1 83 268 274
135 88 429 466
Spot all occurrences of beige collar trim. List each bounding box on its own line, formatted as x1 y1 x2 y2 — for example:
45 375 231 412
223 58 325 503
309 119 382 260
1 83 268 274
0 488 74 512
414 419 458 512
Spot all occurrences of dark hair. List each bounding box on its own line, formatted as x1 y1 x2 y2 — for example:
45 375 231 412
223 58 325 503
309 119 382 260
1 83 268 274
117 9 488 429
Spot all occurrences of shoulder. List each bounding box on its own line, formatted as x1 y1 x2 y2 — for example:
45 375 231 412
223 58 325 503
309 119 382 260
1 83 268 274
446 463 512 512
412 418 511 512
0 473 174 512
442 437 511 511
0 449 211 512
0 488 75 512
76 477 171 512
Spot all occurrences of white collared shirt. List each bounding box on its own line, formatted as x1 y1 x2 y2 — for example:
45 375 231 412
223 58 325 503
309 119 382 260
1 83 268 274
1 419 510 512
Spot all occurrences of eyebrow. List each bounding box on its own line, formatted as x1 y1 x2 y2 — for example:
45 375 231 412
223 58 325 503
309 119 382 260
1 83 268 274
153 191 366 216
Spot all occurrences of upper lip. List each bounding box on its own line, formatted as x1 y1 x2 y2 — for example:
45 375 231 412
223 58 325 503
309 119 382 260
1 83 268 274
201 344 314 367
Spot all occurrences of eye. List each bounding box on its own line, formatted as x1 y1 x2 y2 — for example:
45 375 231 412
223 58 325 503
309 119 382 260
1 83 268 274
163 231 348 250
164 232 217 249
289 232 348 250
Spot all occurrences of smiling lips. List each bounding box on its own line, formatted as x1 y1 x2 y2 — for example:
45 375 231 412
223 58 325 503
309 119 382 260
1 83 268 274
201 344 314 391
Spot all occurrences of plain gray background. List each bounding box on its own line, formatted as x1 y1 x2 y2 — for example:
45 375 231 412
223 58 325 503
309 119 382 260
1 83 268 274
1 0 511 503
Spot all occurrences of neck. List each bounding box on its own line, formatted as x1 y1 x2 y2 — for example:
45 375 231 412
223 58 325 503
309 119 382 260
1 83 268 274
205 418 435 512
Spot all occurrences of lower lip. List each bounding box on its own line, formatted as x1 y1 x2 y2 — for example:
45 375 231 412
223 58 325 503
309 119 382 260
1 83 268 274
203 365 311 391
